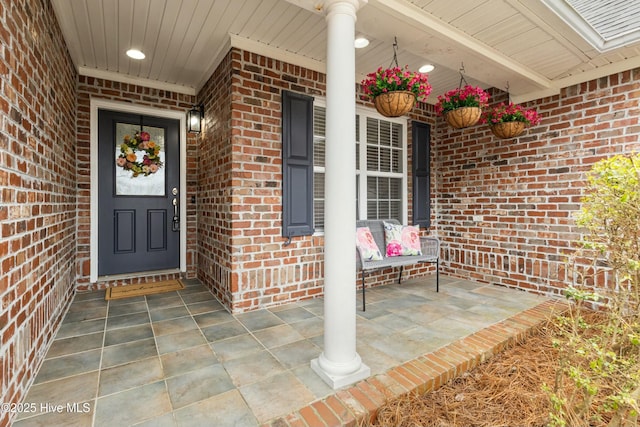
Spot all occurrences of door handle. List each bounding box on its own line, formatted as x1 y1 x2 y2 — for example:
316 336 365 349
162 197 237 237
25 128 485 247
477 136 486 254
172 197 179 231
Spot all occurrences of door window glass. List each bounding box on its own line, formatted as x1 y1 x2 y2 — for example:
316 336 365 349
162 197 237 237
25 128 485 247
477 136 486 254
115 123 166 196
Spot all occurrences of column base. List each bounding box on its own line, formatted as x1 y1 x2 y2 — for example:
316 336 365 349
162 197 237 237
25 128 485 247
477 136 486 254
311 357 371 389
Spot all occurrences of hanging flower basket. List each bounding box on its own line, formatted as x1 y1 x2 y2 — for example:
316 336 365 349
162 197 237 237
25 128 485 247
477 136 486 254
374 90 416 117
361 66 431 117
444 106 482 129
482 102 541 139
436 85 489 129
490 121 526 139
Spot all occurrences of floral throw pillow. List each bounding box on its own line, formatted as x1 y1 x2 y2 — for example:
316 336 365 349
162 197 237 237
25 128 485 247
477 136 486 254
383 222 422 257
356 227 383 261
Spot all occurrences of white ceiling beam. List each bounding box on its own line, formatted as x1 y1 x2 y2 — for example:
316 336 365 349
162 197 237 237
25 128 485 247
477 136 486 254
508 0 593 61
367 0 553 91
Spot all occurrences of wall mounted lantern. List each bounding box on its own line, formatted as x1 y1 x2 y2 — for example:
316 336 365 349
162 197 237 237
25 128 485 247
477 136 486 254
187 105 204 133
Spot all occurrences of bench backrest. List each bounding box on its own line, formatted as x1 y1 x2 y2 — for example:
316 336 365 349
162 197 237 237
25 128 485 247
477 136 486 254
356 219 400 258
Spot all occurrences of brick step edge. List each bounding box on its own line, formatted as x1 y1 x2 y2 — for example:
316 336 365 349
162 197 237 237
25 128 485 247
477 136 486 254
262 299 569 427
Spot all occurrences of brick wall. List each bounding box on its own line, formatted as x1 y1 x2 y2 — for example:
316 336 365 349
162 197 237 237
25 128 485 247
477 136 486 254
196 48 234 308
197 48 435 313
435 71 640 296
198 49 330 312
198 49 640 313
0 0 77 425
75 77 199 291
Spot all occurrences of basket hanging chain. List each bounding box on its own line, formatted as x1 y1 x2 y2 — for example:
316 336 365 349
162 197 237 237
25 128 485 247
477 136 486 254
505 81 511 104
388 36 400 69
458 63 469 89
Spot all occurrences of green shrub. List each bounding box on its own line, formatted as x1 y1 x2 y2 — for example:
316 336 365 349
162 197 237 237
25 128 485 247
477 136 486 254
547 153 640 427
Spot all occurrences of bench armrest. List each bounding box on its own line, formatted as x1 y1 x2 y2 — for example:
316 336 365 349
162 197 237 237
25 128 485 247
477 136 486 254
420 237 440 259
355 247 365 269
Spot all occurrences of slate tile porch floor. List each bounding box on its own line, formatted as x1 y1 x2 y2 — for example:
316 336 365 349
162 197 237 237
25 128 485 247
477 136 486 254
13 275 552 427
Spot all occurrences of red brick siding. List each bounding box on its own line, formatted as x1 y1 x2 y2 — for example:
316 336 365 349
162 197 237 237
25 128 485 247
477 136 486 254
197 48 434 313
197 49 331 312
0 1 77 425
75 77 199 291
198 49 640 312
435 73 640 295
196 49 235 308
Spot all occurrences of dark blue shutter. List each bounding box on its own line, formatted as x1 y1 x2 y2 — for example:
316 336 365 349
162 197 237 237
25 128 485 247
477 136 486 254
282 90 314 238
412 121 431 228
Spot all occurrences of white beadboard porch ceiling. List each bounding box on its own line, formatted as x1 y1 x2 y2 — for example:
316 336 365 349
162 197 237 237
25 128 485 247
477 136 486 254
51 0 640 103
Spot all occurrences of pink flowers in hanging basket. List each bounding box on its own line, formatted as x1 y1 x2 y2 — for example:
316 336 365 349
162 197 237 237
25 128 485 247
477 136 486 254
434 85 490 115
481 102 541 126
433 82 542 136
482 102 541 138
361 66 432 102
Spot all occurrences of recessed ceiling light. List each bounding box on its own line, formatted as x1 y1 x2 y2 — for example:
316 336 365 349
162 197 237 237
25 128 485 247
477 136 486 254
354 37 370 48
419 64 435 73
126 49 145 60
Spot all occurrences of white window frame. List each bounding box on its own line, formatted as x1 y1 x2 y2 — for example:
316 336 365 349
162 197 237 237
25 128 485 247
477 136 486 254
312 99 408 233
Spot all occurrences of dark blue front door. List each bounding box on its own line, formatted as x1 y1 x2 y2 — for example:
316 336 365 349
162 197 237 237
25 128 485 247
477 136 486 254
98 110 180 276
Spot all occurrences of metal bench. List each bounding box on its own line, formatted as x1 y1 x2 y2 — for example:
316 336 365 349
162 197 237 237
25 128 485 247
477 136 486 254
356 219 440 311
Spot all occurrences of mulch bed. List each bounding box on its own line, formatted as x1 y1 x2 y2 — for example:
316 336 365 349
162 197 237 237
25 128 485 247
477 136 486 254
367 314 599 427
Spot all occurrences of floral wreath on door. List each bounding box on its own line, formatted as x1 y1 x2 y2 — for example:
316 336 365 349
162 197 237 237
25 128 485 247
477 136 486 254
116 131 163 177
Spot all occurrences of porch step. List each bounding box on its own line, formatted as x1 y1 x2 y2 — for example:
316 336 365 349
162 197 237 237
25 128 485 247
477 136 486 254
262 299 568 427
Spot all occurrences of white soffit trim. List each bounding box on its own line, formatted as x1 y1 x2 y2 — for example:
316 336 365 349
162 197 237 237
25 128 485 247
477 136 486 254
542 0 640 52
195 34 232 93
227 34 367 92
79 67 197 96
511 55 640 104
195 34 328 94
229 34 327 74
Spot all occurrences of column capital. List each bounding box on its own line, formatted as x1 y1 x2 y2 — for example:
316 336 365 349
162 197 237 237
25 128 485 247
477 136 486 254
284 0 367 15
323 0 368 19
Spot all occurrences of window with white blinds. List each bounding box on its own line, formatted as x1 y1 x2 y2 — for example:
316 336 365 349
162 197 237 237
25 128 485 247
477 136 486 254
313 106 326 230
312 104 406 231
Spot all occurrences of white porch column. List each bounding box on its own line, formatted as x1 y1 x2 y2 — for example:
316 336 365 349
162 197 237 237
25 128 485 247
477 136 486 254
311 0 370 389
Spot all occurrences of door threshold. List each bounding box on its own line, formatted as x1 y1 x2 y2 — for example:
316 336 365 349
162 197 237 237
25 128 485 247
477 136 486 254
97 268 182 283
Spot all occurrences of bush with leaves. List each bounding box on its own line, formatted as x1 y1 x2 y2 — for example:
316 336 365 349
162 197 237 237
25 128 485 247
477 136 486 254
546 153 640 427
